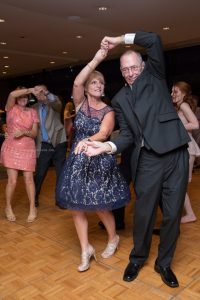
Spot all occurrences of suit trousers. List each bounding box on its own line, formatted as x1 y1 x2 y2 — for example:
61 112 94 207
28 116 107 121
129 146 189 267
34 141 67 202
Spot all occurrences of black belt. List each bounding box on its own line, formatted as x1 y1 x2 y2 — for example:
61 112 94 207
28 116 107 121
42 141 52 145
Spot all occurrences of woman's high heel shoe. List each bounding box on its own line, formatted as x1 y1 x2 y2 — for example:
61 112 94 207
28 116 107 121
5 207 16 222
101 235 120 258
78 245 97 272
27 209 37 223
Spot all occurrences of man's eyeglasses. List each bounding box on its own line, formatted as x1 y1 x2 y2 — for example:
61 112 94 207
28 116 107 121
121 65 141 74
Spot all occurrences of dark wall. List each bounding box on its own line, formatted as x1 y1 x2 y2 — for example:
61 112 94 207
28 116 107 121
0 44 200 109
0 80 11 108
165 45 200 98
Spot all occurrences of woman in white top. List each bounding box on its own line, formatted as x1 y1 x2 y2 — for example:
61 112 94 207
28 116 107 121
171 81 200 223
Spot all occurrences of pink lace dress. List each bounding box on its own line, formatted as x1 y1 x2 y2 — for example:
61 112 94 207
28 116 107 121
0 105 39 171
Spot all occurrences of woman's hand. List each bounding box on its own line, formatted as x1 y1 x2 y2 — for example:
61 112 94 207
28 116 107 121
13 129 24 138
31 86 44 97
84 141 112 156
93 48 108 64
74 139 89 155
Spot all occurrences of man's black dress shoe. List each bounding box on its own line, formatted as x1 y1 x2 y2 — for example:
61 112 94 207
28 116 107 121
123 262 142 282
154 263 179 288
153 228 160 235
98 221 125 230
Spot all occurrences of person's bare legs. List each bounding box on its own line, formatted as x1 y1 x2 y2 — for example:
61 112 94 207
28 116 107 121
5 168 18 221
181 155 197 223
181 193 197 223
72 210 96 271
97 210 116 241
72 210 89 251
23 171 37 222
97 210 119 258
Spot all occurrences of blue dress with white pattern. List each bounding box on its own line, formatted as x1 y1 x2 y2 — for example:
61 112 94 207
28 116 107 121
56 98 130 211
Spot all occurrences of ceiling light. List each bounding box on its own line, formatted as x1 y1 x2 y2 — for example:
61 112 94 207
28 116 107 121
62 51 68 54
2 71 7 74
98 7 107 11
3 56 9 59
50 61 55 64
0 42 7 45
68 16 81 21
163 27 170 31
76 35 82 39
0 19 5 23
4 65 9 68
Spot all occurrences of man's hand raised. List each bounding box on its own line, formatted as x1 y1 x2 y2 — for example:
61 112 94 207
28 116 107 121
101 35 124 51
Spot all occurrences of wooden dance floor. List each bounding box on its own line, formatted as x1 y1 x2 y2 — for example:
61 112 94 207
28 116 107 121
0 168 200 299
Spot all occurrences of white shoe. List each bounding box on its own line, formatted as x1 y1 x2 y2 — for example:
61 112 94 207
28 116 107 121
101 235 120 258
27 208 37 223
78 245 97 272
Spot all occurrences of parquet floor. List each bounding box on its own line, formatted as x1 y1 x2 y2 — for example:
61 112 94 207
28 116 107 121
0 168 200 300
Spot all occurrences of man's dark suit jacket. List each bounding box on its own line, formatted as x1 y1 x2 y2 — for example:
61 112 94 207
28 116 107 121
111 31 190 181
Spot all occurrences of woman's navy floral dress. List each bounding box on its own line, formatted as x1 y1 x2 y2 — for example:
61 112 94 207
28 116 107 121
56 98 130 211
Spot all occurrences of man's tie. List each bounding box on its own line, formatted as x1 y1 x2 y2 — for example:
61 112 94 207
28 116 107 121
41 104 49 142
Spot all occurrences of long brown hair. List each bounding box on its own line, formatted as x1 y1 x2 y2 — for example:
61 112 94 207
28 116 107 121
173 81 196 112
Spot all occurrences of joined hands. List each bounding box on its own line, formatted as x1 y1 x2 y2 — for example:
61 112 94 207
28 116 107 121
74 140 111 157
100 36 124 51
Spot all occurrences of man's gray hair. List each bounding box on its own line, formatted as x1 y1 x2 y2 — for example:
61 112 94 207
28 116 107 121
120 50 143 64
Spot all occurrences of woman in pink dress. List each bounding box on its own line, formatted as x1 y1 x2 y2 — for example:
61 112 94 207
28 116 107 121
1 87 39 222
171 81 200 223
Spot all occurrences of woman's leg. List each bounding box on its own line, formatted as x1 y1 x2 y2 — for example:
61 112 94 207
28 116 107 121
97 210 116 241
97 210 119 258
23 171 37 222
72 210 89 252
5 168 18 221
181 193 197 223
72 210 96 271
181 155 197 223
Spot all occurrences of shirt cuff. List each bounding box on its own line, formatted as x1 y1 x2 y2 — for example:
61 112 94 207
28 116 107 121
47 92 57 102
124 33 135 44
105 141 117 154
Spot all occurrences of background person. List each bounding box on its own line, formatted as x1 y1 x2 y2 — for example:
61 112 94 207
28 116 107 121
171 81 200 223
33 85 67 208
192 96 200 168
63 100 76 151
0 87 39 222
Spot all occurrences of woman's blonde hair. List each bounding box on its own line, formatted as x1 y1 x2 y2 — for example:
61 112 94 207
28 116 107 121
85 71 105 91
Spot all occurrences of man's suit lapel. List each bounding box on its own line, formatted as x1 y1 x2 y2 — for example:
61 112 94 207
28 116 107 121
124 85 142 137
124 85 136 114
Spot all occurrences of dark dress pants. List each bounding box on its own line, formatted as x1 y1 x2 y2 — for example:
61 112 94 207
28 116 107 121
34 142 67 203
129 146 189 267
